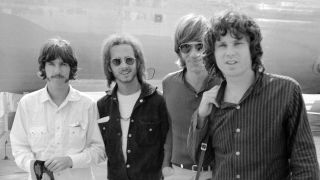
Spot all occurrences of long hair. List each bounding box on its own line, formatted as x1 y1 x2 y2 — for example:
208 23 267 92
174 14 209 68
38 37 78 80
203 11 264 78
101 34 146 87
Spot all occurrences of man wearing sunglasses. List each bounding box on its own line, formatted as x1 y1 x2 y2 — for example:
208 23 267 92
97 34 169 180
161 14 221 180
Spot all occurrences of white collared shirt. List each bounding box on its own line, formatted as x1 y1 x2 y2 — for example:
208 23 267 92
10 85 106 180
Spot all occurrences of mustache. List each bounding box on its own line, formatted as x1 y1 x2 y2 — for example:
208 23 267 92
50 74 66 79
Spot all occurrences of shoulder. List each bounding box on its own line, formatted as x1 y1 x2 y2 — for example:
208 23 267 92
97 91 112 107
142 82 165 102
162 69 184 84
264 73 300 88
75 90 95 103
261 73 302 96
19 88 43 104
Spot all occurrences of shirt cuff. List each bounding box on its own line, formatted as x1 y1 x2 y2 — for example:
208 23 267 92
25 159 32 173
68 154 85 169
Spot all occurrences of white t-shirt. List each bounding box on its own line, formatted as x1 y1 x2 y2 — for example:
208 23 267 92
117 90 141 162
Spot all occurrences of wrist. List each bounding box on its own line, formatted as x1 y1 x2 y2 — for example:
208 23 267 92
197 113 207 129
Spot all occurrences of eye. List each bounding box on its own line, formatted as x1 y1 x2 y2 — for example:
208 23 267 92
234 41 243 46
195 43 204 51
216 43 226 48
47 62 54 66
61 62 69 66
125 57 135 65
111 58 121 66
179 43 192 54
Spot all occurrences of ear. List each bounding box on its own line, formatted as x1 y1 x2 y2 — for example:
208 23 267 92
107 66 112 72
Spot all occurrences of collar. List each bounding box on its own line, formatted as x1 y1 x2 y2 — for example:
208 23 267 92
40 85 81 103
181 68 220 93
107 82 157 100
217 71 264 109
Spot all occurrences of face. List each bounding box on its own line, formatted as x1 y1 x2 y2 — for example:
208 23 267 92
214 33 253 78
109 44 138 85
179 41 206 73
45 58 70 86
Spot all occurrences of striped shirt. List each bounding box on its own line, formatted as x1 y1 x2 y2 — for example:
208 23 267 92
188 72 320 180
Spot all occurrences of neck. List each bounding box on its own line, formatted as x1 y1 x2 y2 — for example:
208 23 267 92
224 70 255 104
185 69 208 92
116 78 141 95
225 70 255 89
47 83 70 106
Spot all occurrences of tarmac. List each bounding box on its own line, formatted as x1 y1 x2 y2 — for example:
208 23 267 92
0 131 319 180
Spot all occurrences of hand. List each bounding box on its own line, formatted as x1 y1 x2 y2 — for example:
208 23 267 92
41 172 51 180
198 85 220 120
162 166 174 177
45 156 73 172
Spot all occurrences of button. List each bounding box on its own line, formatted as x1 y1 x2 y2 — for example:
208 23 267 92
127 149 131 153
57 127 60 130
149 128 152 132
117 132 121 136
126 164 130 168
236 174 240 179
195 94 198 98
236 151 240 156
236 105 240 109
117 118 120 121
130 119 134 123
139 99 143 103
72 131 75 134
236 128 240 133
103 127 106 130
128 134 132 138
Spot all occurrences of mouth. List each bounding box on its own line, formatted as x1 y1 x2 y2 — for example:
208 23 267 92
226 60 237 65
120 70 131 75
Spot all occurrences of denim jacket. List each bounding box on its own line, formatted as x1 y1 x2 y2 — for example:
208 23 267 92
97 82 169 180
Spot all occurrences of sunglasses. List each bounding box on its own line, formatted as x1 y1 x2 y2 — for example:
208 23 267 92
179 42 204 54
111 57 136 66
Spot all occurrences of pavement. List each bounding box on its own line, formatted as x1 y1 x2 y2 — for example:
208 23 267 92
0 131 319 180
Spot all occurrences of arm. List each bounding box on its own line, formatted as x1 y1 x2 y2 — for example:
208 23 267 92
187 109 209 163
68 102 106 169
160 99 170 167
287 85 320 179
162 114 172 168
10 99 35 172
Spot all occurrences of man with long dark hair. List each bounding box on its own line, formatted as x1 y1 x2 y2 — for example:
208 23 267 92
188 11 319 179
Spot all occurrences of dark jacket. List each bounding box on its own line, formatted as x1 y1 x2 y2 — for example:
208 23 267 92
97 82 169 180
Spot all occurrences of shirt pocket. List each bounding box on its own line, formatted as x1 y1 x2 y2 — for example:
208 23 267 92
136 120 161 146
68 121 88 148
29 126 49 148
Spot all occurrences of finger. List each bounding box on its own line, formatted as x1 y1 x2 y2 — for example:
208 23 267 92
46 160 57 171
44 159 54 169
50 161 63 172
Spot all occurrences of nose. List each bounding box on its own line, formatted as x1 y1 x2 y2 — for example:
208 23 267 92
189 47 202 58
225 45 235 57
54 65 61 74
118 60 129 68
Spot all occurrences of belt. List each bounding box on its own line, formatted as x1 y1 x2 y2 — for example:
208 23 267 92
172 163 211 171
